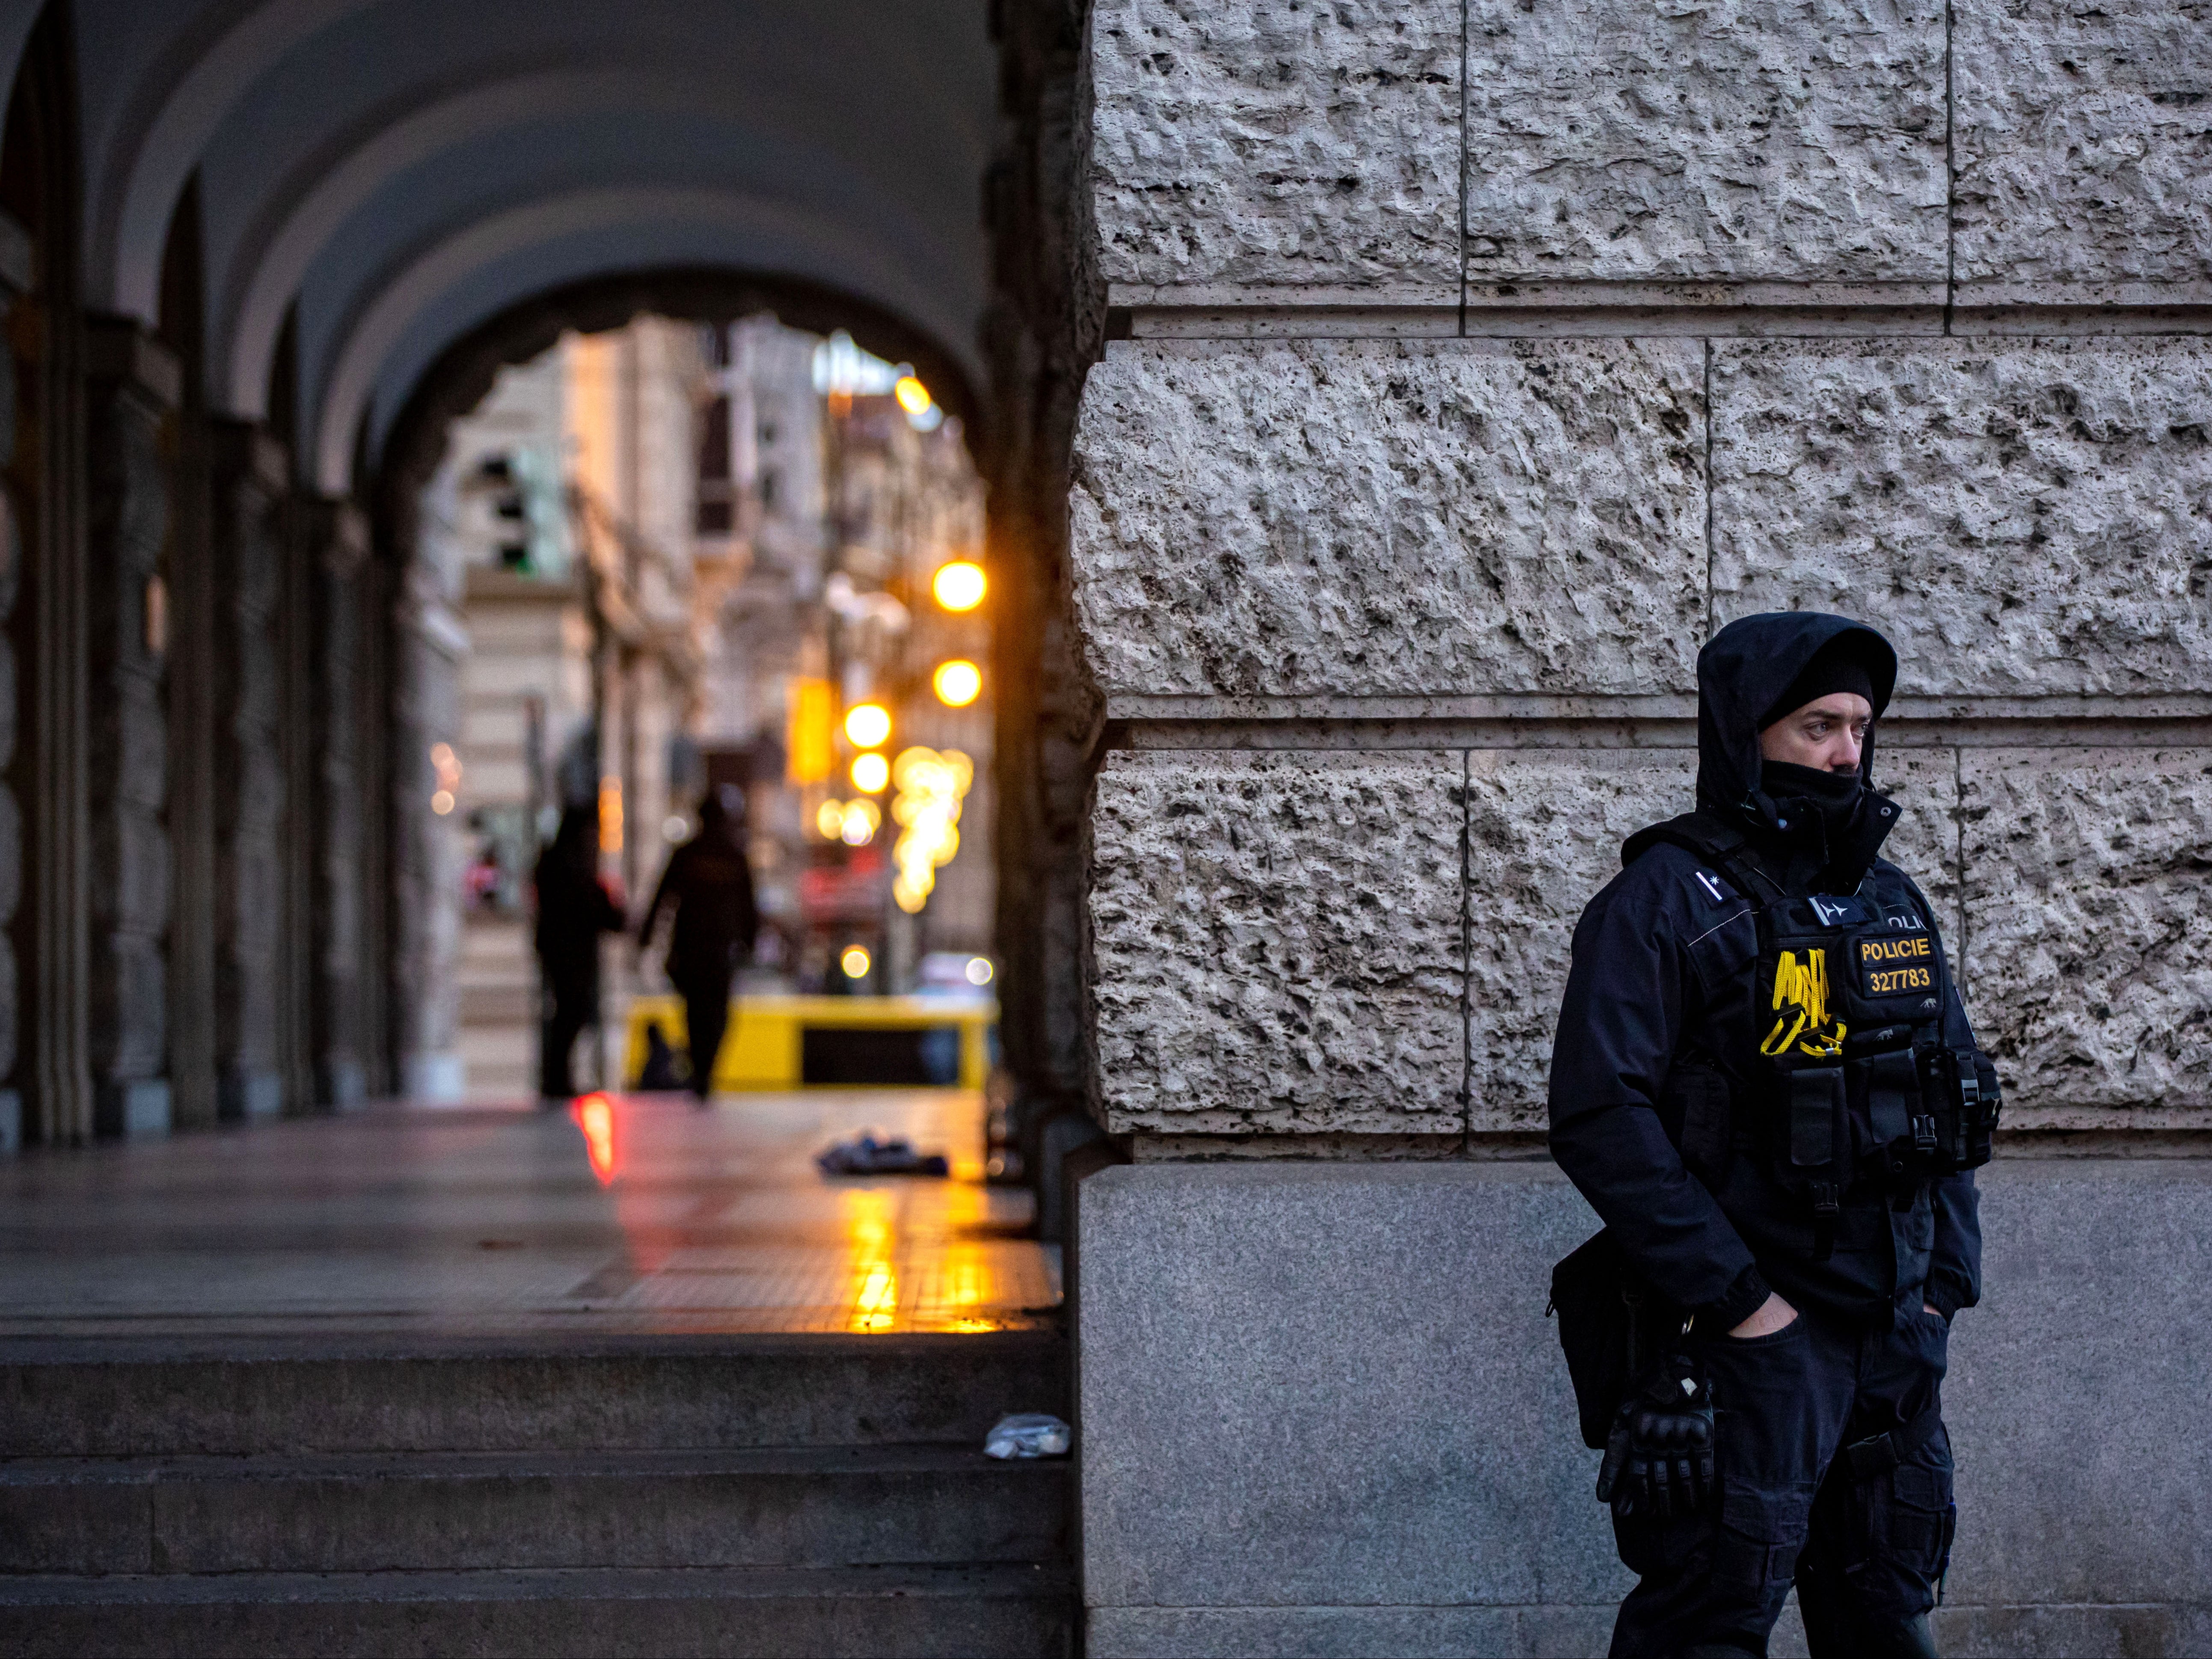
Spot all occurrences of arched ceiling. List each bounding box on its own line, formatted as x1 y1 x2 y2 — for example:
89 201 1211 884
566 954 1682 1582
0 0 993 490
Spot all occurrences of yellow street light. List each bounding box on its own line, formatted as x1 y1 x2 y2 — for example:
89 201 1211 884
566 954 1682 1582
850 752 890 794
931 560 986 612
932 659 982 708
894 376 932 417
843 703 892 748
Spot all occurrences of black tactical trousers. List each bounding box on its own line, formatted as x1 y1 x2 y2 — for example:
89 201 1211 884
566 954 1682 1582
1608 1303 1955 1659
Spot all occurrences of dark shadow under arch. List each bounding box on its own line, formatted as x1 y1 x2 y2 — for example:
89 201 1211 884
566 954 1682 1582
372 266 984 526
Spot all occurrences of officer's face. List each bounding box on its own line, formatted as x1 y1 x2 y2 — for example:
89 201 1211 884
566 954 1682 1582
1758 692 1873 774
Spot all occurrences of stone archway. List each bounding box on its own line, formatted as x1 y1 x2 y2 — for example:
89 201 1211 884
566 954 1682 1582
364 266 1002 1101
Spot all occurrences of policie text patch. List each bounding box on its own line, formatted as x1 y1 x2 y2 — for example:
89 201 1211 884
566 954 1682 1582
1857 932 1934 998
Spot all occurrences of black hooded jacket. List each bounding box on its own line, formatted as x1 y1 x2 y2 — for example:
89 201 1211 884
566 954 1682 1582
1547 613 1982 1333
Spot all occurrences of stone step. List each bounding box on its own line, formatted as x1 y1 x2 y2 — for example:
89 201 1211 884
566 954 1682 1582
0 1444 1067 1575
0 1333 1070 1457
0 1562 1077 1658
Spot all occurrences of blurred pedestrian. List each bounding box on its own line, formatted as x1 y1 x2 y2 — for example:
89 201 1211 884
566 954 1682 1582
534 804 625 1102
638 784 759 1101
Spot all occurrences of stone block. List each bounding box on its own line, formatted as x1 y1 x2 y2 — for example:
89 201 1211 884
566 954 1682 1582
1463 0 1947 288
1711 339 2212 697
1079 1163 1625 1614
1072 340 1707 700
1874 747 1961 906
1953 0 2212 299
1960 749 2212 1119
1090 0 1462 294
1089 1604 1619 1657
1464 749 1696 1130
1947 1160 2212 1609
1089 750 1464 1135
1078 1158 2212 1655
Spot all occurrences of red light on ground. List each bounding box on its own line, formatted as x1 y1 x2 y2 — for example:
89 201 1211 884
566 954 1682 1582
571 1092 621 1185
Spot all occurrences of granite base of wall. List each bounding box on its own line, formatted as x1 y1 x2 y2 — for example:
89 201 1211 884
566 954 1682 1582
1089 1599 2212 1659
1078 1157 2212 1659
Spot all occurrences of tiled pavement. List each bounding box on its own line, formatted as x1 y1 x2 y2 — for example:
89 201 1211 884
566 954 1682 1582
0 1090 1059 1339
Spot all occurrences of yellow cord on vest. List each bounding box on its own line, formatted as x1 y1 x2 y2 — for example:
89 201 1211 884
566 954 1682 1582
1762 948 1847 1060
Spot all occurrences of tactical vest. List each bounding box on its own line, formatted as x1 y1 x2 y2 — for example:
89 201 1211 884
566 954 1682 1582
1642 814 2001 1258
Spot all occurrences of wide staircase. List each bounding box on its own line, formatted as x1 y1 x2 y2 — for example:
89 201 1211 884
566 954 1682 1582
0 1331 1075 1657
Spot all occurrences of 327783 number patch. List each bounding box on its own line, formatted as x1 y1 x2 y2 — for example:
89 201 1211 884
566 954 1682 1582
1857 932 1934 998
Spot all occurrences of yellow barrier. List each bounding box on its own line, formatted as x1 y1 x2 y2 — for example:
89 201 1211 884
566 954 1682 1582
623 994 998 1092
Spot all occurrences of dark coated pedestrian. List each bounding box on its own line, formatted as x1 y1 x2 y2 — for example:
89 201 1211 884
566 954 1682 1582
1547 614 2000 1659
638 784 760 1101
533 803 626 1102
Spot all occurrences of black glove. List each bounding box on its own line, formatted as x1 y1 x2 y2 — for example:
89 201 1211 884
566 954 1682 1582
1596 1356 1715 1522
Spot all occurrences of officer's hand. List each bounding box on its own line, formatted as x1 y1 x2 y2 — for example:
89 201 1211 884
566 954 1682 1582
1727 1291 1799 1339
1596 1360 1714 1522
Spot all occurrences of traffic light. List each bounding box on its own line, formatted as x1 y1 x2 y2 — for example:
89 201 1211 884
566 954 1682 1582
477 445 567 575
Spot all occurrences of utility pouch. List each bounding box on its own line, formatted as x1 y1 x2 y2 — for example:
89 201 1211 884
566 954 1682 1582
1852 1048 1924 1180
1788 1066 1844 1169
1918 1046 2001 1173
1547 1230 1679 1451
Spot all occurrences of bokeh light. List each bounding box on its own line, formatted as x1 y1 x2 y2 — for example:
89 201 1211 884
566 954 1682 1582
931 561 986 612
844 703 891 748
840 945 872 980
850 752 890 793
932 659 982 708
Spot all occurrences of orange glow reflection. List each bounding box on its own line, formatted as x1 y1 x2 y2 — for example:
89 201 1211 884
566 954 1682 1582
843 1188 900 1332
572 1092 621 1184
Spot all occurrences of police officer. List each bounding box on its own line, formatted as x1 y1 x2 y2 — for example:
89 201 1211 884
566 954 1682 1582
1549 613 1999 1659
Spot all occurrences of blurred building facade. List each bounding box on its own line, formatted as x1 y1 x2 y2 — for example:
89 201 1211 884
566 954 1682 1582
424 316 989 1096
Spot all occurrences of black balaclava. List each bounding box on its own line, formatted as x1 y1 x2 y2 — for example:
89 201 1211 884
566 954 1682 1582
1632 612 1902 894
1758 634 1883 847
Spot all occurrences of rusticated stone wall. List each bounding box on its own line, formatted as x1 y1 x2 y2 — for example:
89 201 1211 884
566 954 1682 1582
985 0 1109 1178
1073 2 2212 1651
1077 0 2212 1149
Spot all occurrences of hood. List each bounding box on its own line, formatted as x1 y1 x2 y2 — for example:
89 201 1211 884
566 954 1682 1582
1693 612 1897 822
